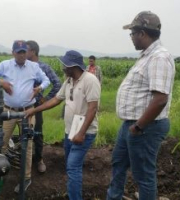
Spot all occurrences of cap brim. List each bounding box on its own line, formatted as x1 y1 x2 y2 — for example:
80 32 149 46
58 56 74 67
123 24 133 30
58 56 85 70
14 48 27 53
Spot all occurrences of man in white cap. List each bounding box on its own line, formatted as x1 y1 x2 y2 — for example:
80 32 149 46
25 50 101 200
106 11 175 200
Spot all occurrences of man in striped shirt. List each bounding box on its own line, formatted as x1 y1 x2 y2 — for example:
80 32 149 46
26 40 61 173
107 11 175 200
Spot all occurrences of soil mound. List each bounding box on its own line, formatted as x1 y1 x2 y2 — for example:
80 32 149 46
0 137 180 200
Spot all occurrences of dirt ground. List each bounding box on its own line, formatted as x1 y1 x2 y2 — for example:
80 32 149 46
0 137 180 200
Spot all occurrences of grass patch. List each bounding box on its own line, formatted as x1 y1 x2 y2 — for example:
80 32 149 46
43 104 65 143
99 90 116 113
95 112 121 146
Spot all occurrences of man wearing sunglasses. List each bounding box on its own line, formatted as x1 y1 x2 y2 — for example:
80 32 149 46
107 11 175 200
25 50 101 200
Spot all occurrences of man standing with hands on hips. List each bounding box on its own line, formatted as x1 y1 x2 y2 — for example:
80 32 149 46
0 40 50 193
107 11 175 200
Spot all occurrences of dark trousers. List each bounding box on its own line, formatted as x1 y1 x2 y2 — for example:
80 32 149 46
107 119 170 200
33 107 43 162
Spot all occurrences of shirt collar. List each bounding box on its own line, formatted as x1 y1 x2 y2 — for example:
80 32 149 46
140 39 161 57
13 58 27 68
68 71 86 84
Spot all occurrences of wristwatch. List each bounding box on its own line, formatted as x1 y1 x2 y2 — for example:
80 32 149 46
134 123 143 132
38 86 42 92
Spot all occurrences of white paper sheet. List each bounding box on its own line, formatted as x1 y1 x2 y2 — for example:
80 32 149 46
68 115 85 140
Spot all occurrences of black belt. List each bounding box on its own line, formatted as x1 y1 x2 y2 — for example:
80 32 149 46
4 105 33 112
125 119 164 124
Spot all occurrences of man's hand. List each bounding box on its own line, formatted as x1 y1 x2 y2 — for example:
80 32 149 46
1 81 13 95
31 86 42 100
71 131 85 144
24 107 36 118
39 97 46 104
129 124 143 135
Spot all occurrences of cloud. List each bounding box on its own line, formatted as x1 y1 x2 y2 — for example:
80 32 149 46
0 0 179 56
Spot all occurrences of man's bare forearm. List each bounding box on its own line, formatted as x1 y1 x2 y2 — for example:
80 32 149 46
34 96 62 113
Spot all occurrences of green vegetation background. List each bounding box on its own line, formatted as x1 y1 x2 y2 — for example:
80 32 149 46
0 55 180 146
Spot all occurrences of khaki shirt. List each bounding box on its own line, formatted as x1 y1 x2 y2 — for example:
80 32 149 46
56 71 101 134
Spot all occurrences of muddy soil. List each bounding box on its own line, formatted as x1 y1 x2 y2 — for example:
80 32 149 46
0 137 180 200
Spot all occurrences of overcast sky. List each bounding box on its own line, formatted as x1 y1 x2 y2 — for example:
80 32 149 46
0 0 179 56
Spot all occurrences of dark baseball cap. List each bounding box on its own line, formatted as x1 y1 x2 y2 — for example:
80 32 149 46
59 50 86 70
12 40 27 52
123 11 161 31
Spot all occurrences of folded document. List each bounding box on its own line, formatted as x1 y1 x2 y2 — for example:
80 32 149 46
68 115 85 140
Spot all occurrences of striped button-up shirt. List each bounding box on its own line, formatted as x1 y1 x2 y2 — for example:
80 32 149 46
34 61 61 104
116 39 175 120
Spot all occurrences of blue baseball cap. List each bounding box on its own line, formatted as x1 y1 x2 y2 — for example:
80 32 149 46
59 50 86 70
12 40 27 52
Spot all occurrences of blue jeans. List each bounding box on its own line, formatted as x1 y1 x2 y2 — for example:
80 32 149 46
64 134 96 200
107 119 169 200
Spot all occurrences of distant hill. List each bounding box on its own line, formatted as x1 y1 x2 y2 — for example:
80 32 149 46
40 45 138 58
0 44 138 58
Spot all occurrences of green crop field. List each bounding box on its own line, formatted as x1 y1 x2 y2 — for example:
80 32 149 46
0 54 180 147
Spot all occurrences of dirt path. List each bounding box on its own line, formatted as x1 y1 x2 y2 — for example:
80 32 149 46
0 137 180 200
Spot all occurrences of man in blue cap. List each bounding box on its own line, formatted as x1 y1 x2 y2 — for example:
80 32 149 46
25 50 101 200
0 40 50 193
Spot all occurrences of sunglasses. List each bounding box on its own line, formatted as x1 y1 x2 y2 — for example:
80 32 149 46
129 31 139 37
70 88 73 101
